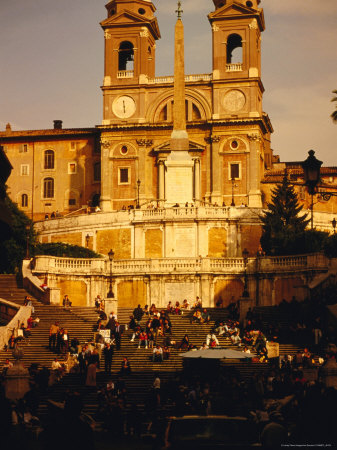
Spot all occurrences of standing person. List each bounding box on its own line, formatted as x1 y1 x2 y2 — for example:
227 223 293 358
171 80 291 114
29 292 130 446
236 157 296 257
133 304 144 324
49 322 59 351
86 362 97 389
61 329 70 354
63 295 71 310
114 321 123 350
78 346 87 376
104 343 114 374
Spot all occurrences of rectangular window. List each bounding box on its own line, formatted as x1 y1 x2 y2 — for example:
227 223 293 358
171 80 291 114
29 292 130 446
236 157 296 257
68 162 77 174
230 163 240 180
68 199 76 206
19 144 28 153
70 142 77 151
119 167 129 184
20 164 29 176
43 178 54 198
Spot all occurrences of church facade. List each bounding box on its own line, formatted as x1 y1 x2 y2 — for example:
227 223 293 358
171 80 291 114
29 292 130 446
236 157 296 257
1 1 337 307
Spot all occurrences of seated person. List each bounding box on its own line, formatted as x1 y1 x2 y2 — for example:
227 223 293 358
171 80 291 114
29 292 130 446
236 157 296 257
120 357 132 375
152 345 164 362
182 299 190 309
216 321 229 336
163 346 171 360
137 331 148 349
130 325 141 342
200 309 211 324
166 301 173 313
230 332 242 346
191 309 202 324
128 315 137 330
174 301 181 315
206 331 219 347
193 296 202 309
242 330 253 346
70 337 80 354
199 342 209 350
177 334 190 351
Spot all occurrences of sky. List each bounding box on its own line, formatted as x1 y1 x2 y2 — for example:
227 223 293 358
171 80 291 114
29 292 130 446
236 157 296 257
1 0 336 165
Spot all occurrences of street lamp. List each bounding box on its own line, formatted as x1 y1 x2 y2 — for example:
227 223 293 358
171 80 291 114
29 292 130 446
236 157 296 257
242 248 249 298
301 150 322 230
85 234 90 248
107 249 115 298
136 179 141 209
231 177 236 207
25 224 31 260
332 218 337 234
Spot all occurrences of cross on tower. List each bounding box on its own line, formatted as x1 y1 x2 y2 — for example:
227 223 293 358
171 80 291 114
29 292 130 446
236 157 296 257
176 1 183 19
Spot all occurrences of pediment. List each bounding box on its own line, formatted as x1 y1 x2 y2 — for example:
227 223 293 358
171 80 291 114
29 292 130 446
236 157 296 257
101 11 160 38
209 0 261 19
153 140 205 153
208 1 265 30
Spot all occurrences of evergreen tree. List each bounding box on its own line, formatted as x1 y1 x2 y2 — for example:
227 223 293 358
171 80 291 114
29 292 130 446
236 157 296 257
260 174 310 255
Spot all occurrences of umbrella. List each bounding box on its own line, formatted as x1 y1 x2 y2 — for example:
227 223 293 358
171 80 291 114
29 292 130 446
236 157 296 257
181 348 255 359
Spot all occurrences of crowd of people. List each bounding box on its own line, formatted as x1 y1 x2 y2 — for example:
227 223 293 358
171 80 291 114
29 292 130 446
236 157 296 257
1 289 336 448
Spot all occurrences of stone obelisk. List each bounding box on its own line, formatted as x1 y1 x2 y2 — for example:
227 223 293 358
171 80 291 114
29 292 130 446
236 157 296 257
170 1 189 151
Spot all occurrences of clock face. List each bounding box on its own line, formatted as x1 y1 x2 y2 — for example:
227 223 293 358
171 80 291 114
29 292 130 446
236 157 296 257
112 96 136 118
223 90 246 112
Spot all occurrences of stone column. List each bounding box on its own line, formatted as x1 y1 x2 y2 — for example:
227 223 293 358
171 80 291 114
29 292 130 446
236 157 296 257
193 158 201 205
100 140 113 212
210 136 221 204
158 159 165 206
5 348 30 400
247 134 262 207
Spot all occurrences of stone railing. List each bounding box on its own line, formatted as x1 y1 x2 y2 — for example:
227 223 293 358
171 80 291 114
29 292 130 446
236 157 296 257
31 253 329 277
226 63 243 72
0 298 31 350
117 70 134 78
147 73 212 84
32 255 106 275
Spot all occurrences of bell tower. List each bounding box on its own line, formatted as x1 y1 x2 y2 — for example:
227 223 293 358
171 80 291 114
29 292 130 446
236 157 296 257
208 0 269 208
100 0 160 124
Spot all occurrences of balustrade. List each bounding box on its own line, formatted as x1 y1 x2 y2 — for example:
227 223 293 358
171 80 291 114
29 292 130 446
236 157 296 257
117 70 134 79
226 63 243 72
32 254 327 277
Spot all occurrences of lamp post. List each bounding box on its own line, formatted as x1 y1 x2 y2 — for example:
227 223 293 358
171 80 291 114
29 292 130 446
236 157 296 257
231 177 236 207
25 224 31 260
332 218 337 234
242 248 249 298
136 179 141 209
301 150 322 230
85 234 90 248
107 249 114 298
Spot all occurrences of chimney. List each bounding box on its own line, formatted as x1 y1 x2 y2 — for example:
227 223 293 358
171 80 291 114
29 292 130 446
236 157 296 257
53 120 63 130
5 123 12 134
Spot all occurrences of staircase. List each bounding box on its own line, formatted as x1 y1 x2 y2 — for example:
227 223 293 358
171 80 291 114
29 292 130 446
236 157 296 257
0 275 316 419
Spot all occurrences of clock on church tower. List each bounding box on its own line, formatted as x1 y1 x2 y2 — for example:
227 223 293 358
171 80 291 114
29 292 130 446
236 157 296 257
100 0 161 124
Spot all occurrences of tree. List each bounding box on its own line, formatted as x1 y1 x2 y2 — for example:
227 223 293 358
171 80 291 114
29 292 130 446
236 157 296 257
260 175 310 255
332 89 337 123
0 194 36 273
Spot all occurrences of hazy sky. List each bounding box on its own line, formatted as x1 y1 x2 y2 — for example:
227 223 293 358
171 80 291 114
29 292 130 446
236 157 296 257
1 0 336 165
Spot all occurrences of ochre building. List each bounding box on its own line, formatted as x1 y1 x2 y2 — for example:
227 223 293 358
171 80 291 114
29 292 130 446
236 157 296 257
2 1 337 307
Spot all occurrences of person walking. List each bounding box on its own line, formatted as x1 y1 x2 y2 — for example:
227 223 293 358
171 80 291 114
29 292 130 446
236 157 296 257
104 343 114 374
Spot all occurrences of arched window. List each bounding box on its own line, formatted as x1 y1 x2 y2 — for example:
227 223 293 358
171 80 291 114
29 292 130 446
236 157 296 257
44 150 54 169
21 194 28 207
227 34 243 64
118 41 134 71
43 177 54 198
